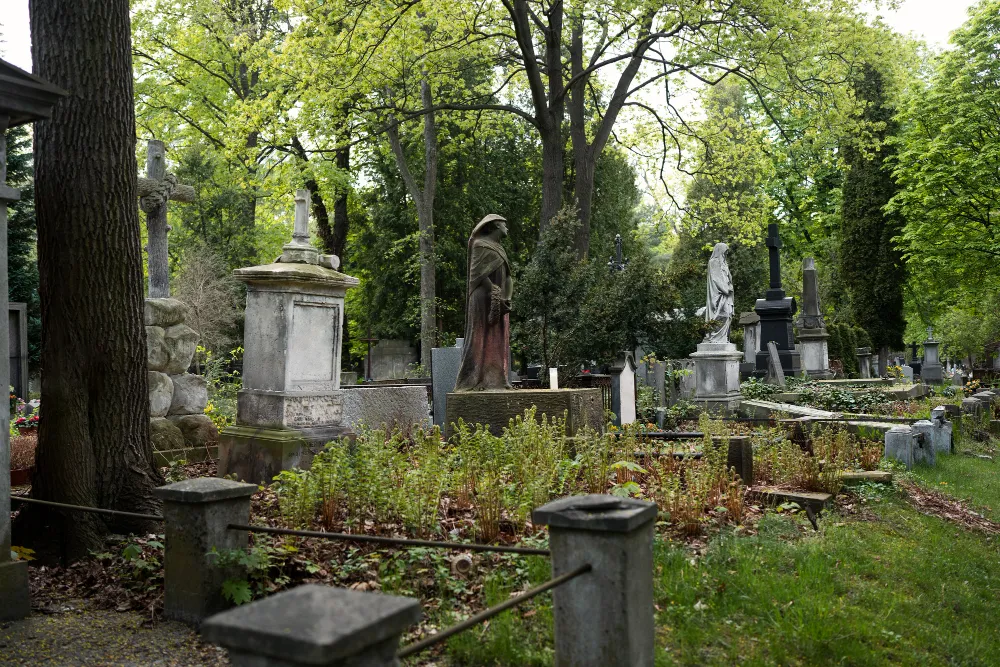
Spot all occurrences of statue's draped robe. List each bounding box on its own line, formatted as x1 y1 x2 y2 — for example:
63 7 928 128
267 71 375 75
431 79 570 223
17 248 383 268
705 250 734 343
455 237 511 390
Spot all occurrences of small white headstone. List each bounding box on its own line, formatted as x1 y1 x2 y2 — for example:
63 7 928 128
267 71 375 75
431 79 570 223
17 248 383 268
549 368 559 390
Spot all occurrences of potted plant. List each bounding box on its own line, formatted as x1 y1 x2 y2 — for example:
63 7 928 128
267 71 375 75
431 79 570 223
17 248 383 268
9 433 35 486
14 413 39 435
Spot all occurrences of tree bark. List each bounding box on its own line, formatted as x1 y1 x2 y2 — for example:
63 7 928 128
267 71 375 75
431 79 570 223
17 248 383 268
331 143 350 262
387 76 437 371
18 0 163 562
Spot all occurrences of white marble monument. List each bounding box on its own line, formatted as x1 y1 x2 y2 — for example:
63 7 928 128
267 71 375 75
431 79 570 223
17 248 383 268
690 243 743 412
219 190 358 484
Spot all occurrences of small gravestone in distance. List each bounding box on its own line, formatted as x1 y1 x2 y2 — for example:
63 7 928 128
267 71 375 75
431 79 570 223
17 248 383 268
767 341 786 388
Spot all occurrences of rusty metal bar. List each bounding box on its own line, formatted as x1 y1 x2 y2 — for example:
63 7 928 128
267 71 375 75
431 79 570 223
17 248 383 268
10 495 164 522
396 563 592 659
228 523 551 556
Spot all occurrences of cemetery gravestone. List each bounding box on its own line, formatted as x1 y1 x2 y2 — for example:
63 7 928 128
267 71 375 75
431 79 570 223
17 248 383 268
609 352 637 426
139 139 194 298
856 347 873 379
739 311 760 380
0 57 66 621
767 341 787 387
431 338 463 427
219 190 359 484
795 258 833 379
754 224 801 376
921 332 943 384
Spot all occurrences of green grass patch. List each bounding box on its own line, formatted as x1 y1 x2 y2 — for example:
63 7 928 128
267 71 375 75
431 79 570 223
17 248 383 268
429 493 1000 666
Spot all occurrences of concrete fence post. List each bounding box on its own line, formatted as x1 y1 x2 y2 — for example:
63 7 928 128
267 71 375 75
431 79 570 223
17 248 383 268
533 494 657 667
154 477 256 624
201 584 421 666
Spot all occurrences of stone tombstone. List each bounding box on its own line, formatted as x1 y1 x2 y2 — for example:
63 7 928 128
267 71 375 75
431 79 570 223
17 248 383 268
795 257 833 379
921 336 943 384
609 352 637 427
365 338 419 380
754 223 801 376
690 244 743 412
0 57 66 621
8 302 27 399
431 338 464 427
219 190 359 484
930 405 953 454
900 364 914 383
738 311 760 380
767 341 787 388
856 347 872 379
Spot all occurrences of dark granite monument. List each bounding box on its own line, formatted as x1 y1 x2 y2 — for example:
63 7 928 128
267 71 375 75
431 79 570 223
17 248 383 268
754 224 801 377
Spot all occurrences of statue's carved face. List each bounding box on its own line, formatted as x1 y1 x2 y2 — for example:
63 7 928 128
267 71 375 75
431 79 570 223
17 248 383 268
493 221 509 238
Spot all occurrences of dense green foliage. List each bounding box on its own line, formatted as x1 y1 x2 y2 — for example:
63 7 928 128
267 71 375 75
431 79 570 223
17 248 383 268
5 127 40 368
841 65 907 355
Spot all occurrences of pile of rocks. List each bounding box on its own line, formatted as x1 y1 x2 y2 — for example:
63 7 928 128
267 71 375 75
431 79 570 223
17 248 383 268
145 298 218 460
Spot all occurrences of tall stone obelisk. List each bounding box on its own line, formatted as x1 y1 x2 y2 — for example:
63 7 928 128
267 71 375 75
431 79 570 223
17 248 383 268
795 258 833 379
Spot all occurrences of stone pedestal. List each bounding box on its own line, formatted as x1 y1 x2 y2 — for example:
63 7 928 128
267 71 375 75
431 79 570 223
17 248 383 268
155 478 257 625
220 191 359 484
856 347 873 379
922 339 943 384
445 388 604 439
798 329 833 379
202 585 421 667
431 339 463 427
754 294 801 377
533 495 657 667
690 342 743 412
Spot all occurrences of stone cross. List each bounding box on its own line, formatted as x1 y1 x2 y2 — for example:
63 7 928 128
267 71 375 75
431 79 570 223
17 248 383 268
139 139 195 298
277 189 320 265
765 223 783 291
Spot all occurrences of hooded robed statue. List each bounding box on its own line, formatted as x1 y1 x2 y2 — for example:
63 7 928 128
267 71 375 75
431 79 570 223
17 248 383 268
455 214 513 391
703 242 734 344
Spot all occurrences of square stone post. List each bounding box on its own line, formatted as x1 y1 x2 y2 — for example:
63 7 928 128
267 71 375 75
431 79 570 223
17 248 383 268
532 495 657 667
201 584 421 666
154 478 257 624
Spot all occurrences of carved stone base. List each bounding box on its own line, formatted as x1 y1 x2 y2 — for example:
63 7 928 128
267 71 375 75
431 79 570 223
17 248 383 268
445 389 605 440
218 424 353 485
690 343 743 413
798 331 834 379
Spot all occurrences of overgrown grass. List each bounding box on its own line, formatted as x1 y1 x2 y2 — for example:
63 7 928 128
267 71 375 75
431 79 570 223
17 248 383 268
424 490 1000 666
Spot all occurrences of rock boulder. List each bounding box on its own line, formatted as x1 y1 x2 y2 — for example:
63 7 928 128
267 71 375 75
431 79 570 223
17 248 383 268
149 371 173 418
163 324 200 375
168 414 219 448
169 373 208 415
144 298 191 328
150 417 185 452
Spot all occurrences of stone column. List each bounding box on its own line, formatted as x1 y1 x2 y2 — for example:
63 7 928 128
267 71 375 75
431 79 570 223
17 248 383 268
201 584 421 666
856 347 872 379
690 342 744 413
533 495 657 667
154 478 257 624
0 114 29 621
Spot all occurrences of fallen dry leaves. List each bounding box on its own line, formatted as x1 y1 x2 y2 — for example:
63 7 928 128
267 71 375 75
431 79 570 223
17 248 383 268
900 481 1000 535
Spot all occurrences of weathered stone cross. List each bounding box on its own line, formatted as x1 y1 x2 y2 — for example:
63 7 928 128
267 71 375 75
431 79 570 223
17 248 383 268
138 139 195 298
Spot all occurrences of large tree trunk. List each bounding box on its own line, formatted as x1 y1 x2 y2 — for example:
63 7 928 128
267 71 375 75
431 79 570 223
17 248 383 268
539 125 564 236
387 77 437 372
18 0 163 562
331 143 350 261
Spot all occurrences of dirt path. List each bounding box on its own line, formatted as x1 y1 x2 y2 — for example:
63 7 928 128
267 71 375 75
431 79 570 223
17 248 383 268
0 599 228 666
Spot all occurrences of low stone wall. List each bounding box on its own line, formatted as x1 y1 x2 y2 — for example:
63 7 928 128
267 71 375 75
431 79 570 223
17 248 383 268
341 385 430 435
445 388 605 439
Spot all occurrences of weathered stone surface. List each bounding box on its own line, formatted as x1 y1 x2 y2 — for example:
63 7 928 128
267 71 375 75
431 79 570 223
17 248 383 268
445 388 604 439
533 495 655 667
151 417 185 452
884 424 934 469
169 373 208 415
841 470 893 485
754 487 833 512
146 325 169 372
0 560 30 621
218 426 307 484
237 389 343 429
342 385 429 435
154 478 255 624
431 342 463 427
163 324 200 375
149 371 173 418
202 584 421 666
144 298 190 328
690 342 743 412
168 414 219 447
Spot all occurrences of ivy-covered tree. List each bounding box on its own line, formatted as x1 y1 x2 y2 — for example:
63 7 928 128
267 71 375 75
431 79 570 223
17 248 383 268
841 64 906 370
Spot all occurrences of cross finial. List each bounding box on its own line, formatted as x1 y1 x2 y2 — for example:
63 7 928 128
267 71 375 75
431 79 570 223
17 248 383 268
293 189 310 244
765 223 782 249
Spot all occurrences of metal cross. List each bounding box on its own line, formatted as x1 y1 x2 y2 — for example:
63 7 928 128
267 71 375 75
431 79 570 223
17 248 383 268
765 223 782 290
